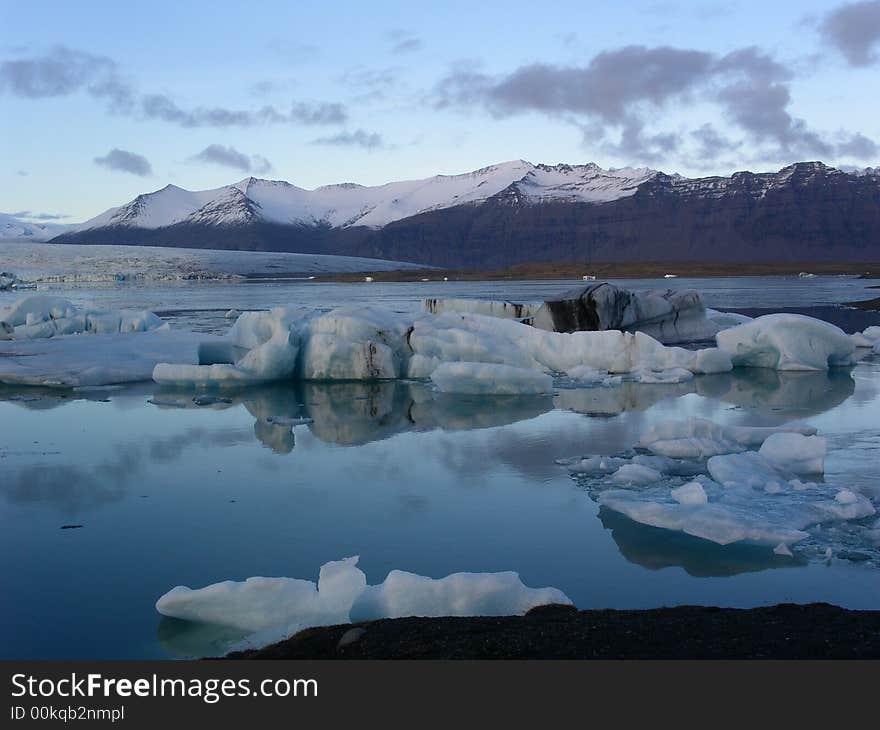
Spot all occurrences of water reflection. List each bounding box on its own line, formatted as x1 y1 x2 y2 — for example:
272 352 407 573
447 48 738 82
554 369 854 419
598 508 804 578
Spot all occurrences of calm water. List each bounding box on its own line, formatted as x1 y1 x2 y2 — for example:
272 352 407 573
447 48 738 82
1 277 879 659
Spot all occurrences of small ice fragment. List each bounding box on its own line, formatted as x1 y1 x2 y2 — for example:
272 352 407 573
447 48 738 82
670 481 708 505
773 542 793 557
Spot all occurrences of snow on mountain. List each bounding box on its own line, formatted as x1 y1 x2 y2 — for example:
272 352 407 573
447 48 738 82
0 213 71 242
71 161 662 233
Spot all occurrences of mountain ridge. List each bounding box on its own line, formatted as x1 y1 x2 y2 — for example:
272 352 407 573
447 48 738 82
21 160 880 266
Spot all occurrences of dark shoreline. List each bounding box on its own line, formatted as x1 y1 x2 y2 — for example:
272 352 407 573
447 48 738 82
227 603 880 660
299 261 880 283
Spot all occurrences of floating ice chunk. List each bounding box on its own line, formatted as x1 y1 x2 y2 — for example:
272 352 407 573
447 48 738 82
705 309 753 328
566 365 608 383
758 432 826 475
598 490 810 547
851 332 875 348
564 456 628 475
0 295 76 327
716 313 855 370
157 557 571 653
774 543 793 556
225 309 240 319
639 418 817 459
632 367 694 384
862 326 880 342
431 362 553 395
707 451 790 492
154 308 301 385
422 297 539 321
156 556 366 633
671 481 708 505
610 464 663 486
349 570 571 623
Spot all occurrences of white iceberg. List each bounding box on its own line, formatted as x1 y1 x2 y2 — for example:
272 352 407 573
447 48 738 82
758 432 826 475
431 362 553 395
0 295 164 340
156 557 571 652
350 570 570 623
716 313 855 371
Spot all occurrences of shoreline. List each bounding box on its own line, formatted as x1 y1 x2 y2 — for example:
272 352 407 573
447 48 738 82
305 261 880 283
227 603 880 660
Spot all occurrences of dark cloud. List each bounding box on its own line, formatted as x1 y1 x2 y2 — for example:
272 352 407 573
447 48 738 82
820 1 880 66
435 43 876 164
139 94 346 128
1 46 345 129
436 47 714 122
0 45 117 97
388 29 423 54
93 148 153 176
836 132 879 157
312 129 384 149
690 124 741 160
190 144 273 174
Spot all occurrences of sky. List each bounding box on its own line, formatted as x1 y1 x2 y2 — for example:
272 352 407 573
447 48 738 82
2 0 880 223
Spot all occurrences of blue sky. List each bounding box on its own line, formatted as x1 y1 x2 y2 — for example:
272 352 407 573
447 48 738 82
2 0 879 222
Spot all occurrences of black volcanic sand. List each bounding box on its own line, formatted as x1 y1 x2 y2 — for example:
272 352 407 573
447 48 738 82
719 306 880 333
227 603 880 660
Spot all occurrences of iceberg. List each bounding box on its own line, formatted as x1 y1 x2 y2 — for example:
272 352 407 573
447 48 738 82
0 295 164 340
715 313 855 371
758 432 826 475
156 557 571 653
431 362 553 395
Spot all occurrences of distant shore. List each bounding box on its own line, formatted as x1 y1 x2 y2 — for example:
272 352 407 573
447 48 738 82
227 603 880 660
302 261 880 283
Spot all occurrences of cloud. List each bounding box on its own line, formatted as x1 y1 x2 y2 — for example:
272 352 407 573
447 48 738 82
10 210 69 220
190 144 273 174
388 29 423 54
820 1 880 66
0 46 345 128
434 44 876 164
836 131 879 157
93 148 153 176
0 45 134 113
312 129 385 149
140 95 347 128
16 170 28 176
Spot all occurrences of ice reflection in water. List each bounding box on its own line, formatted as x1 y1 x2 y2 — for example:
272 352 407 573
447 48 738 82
1 359 879 658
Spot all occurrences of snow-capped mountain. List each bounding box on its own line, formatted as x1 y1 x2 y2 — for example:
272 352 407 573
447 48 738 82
48 160 880 267
72 161 659 232
0 213 71 242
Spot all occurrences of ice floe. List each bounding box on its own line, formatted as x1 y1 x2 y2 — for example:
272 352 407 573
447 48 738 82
564 417 876 555
156 556 570 654
715 313 855 371
0 295 165 341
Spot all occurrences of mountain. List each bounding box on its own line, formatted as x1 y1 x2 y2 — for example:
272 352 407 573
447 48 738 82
1 213 71 242
50 161 880 267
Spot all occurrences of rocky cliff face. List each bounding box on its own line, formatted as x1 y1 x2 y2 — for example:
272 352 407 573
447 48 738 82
51 162 880 266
